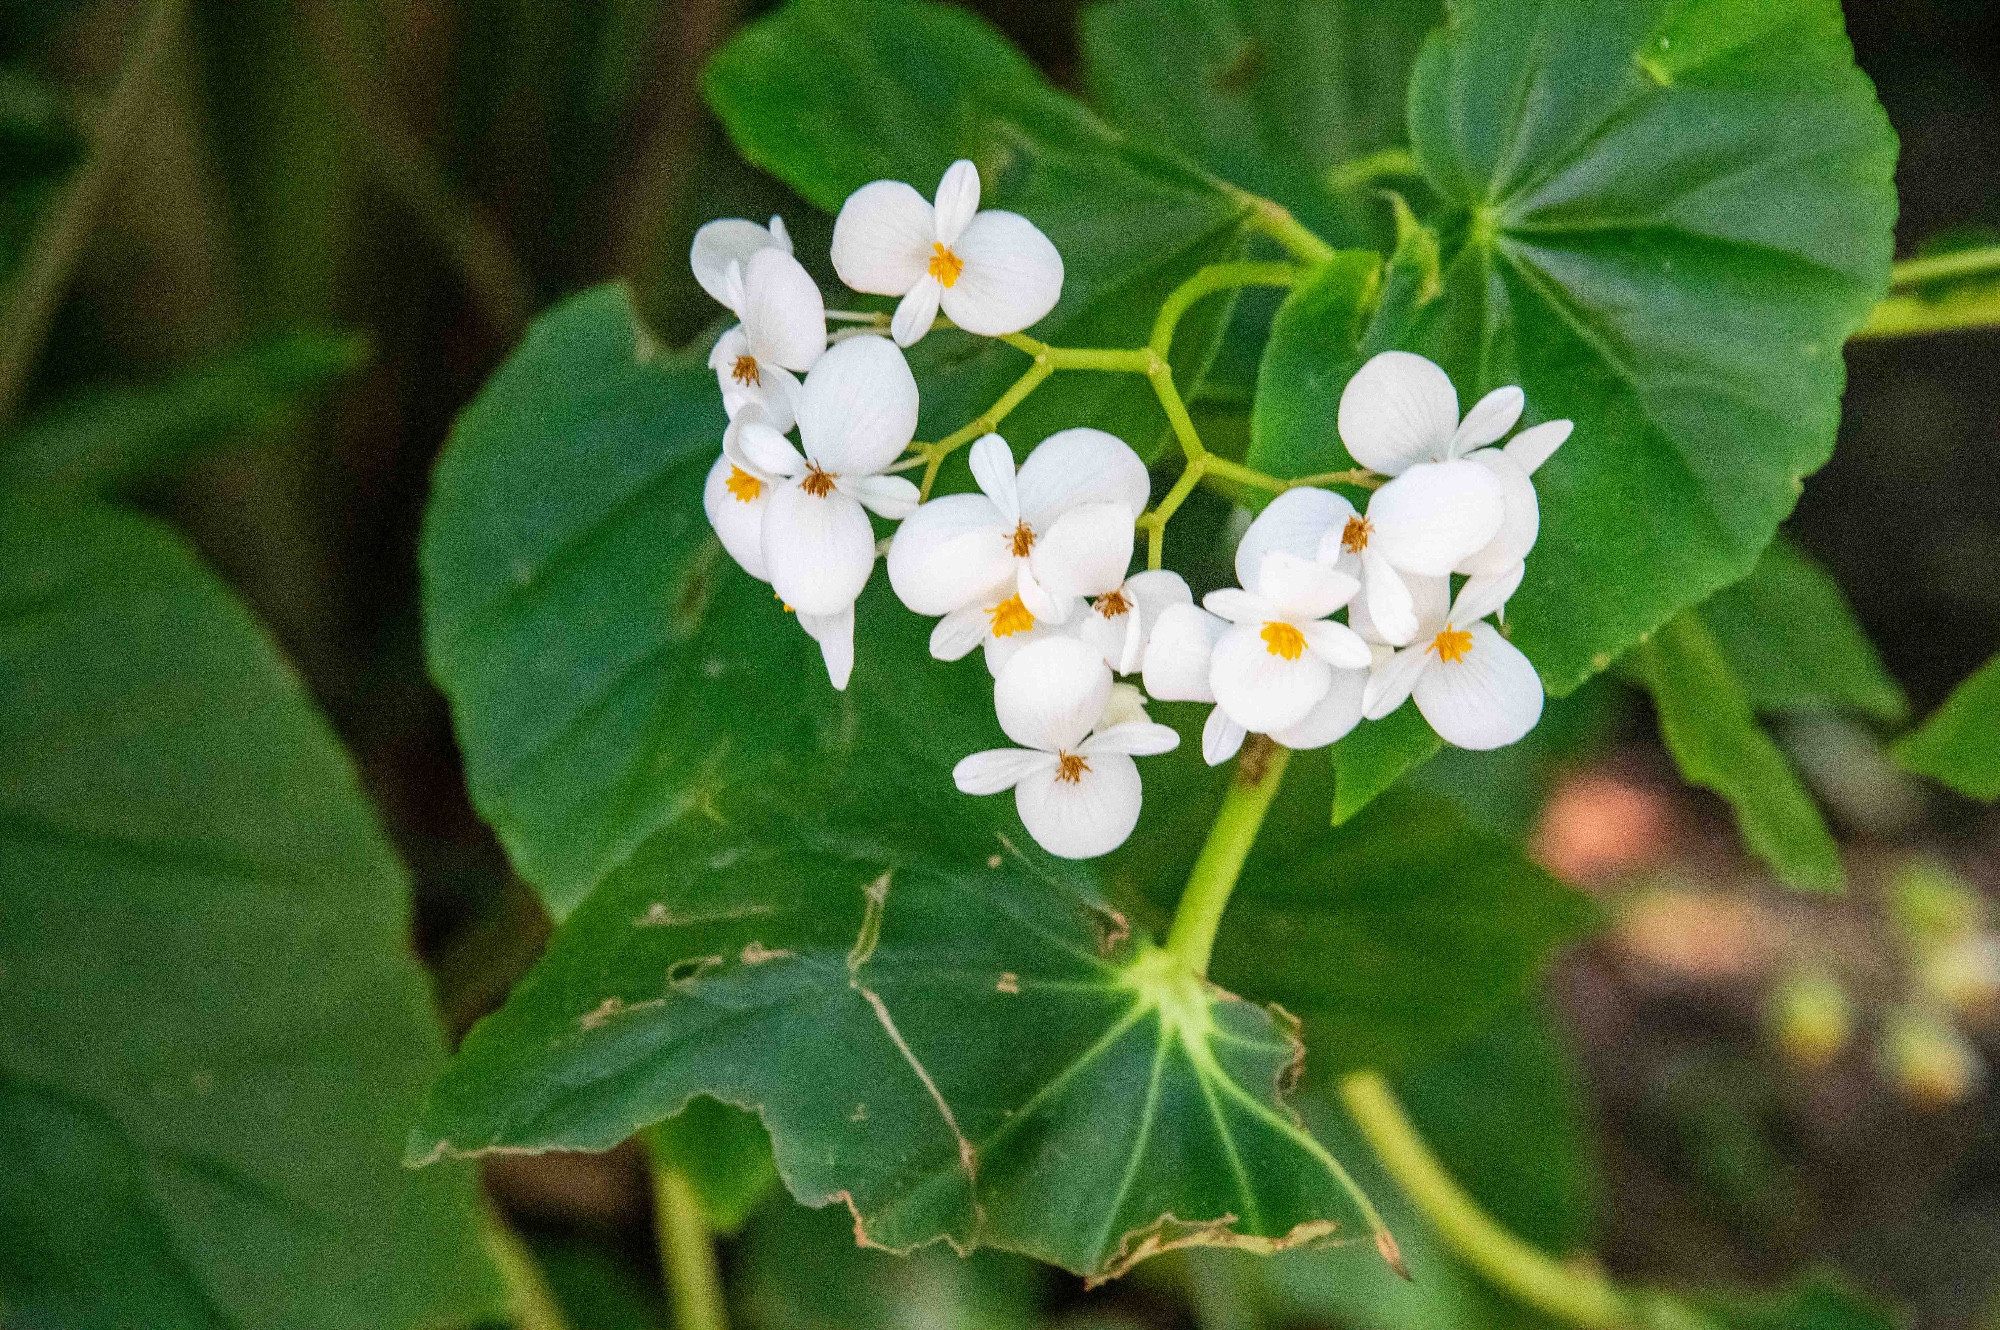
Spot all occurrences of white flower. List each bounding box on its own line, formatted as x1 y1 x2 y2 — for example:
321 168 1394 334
726 335 920 619
952 636 1178 859
1077 569 1193 675
831 159 1063 348
889 428 1148 662
1451 418 1573 618
1361 567 1543 750
692 215 825 430
1203 548 1371 736
1143 601 1365 766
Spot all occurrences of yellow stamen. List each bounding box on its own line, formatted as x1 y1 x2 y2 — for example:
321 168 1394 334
928 242 964 288
1431 624 1473 663
801 462 837 498
1055 751 1090 784
774 591 794 614
730 353 761 387
988 595 1035 638
724 465 763 503
1341 515 1372 554
1095 589 1131 618
1008 520 1036 558
1261 621 1305 660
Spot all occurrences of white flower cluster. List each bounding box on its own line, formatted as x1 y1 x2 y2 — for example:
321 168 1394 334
694 163 1571 862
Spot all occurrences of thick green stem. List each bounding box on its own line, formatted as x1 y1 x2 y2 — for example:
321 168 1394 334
1339 1072 1633 1329
0 0 185 432
1244 197 1336 266
481 1207 575 1330
1889 244 2000 287
1165 739 1291 977
651 1159 730 1330
1149 261 1303 359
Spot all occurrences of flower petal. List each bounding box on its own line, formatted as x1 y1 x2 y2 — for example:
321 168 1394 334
1338 350 1460 475
939 210 1064 337
1031 501 1135 603
983 619 1063 678
1015 427 1150 526
1143 604 1225 703
727 417 805 480
691 218 782 307
1504 419 1572 476
932 159 981 247
954 747 1056 796
1301 618 1372 669
1097 681 1151 731
930 602 991 661
839 472 920 520
994 635 1112 752
1367 459 1505 576
1270 666 1365 750
763 486 875 616
1076 596 1133 673
1014 751 1143 859
796 604 854 690
891 277 942 347
886 493 1011 614
1125 568 1193 618
796 334 918 476
1235 486 1353 590
702 451 770 582
1362 645 1428 720
1451 561 1526 625
1201 707 1246 766
1412 622 1544 750
740 248 827 373
1209 622 1331 733
1455 449 1539 577
830 180 933 296
1201 587 1273 625
1084 720 1181 758
1254 550 1358 621
1447 384 1524 456
719 360 801 434
968 432 1020 524
1355 549 1418 646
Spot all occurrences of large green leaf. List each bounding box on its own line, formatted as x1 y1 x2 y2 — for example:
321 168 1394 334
1079 0 1439 247
417 286 1391 1283
1894 651 2000 801
1699 538 1904 723
1635 612 1843 891
0 497 498 1329
1251 0 1897 697
703 0 1252 459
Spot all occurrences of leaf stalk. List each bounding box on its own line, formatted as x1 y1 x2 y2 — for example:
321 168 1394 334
1163 738 1291 977
650 1152 732 1330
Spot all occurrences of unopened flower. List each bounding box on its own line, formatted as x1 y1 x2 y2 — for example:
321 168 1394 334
1204 550 1370 735
831 159 1063 347
1144 600 1365 765
952 636 1178 859
889 428 1147 662
726 335 919 620
1361 568 1543 750
699 245 827 432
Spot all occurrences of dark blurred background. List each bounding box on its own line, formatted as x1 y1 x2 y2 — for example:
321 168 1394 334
6 0 2000 1325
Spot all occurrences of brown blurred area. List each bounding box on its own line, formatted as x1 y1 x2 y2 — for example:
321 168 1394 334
11 0 2000 1324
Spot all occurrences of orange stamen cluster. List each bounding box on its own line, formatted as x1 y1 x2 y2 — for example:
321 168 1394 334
928 242 964 288
800 462 837 498
1341 515 1373 553
1008 520 1036 558
724 466 763 503
1055 751 1091 784
988 595 1035 638
1260 621 1306 660
730 354 761 387
1431 625 1473 663
1095 589 1131 618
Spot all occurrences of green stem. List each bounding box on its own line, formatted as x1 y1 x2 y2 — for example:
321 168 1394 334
1149 261 1304 359
651 1158 731 1330
1243 196 1337 266
1339 1072 1633 1330
1853 289 2000 339
0 0 185 432
1164 738 1291 977
1889 244 2000 287
481 1206 576 1330
1326 147 1423 195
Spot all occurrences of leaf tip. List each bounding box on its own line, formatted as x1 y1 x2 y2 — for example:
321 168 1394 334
1375 1226 1411 1280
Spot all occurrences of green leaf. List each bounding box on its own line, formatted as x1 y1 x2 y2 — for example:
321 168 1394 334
1635 612 1844 890
644 1098 779 1236
1255 0 1898 696
0 331 368 495
1330 706 1442 825
418 286 1391 1283
1688 1272 1900 1330
1210 759 1598 1076
703 0 1253 458
1894 651 2000 801
0 496 498 1329
1698 538 1905 723
1079 0 1439 246
1249 249 1383 492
